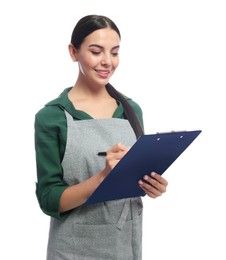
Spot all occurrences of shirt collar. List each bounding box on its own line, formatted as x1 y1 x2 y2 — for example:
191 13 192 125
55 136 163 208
45 87 124 120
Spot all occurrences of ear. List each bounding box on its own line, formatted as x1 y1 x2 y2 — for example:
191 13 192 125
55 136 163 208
68 44 78 62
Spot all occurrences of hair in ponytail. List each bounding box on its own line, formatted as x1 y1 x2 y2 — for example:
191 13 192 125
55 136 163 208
106 83 144 139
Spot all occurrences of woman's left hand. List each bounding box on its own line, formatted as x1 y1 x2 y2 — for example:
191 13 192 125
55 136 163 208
138 172 168 198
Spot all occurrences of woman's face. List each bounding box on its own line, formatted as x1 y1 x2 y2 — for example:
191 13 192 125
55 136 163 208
73 28 120 86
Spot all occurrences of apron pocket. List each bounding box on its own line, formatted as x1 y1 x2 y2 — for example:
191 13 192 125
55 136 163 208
72 221 135 259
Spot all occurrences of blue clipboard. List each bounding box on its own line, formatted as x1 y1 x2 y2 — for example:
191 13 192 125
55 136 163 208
85 130 202 205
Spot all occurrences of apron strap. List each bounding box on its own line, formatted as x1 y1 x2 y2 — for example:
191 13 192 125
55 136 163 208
64 110 74 123
116 198 142 230
116 200 130 230
131 198 141 220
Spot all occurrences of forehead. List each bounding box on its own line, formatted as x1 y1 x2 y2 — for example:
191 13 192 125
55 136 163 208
82 28 120 47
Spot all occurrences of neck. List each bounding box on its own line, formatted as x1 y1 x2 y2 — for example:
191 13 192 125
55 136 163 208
69 83 110 100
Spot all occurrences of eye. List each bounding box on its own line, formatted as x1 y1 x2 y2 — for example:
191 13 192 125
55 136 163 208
91 51 101 55
111 52 119 57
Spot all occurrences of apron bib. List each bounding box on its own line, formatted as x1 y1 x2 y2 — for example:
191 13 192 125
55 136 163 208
47 111 143 260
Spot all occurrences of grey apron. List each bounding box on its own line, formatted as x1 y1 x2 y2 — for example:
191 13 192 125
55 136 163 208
46 111 143 260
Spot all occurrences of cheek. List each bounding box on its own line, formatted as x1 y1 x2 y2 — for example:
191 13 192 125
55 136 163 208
77 52 96 67
78 57 96 73
112 57 120 69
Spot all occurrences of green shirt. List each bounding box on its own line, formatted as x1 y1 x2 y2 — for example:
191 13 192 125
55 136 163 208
35 87 143 220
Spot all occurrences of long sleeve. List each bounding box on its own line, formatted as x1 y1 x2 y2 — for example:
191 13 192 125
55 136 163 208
35 106 69 220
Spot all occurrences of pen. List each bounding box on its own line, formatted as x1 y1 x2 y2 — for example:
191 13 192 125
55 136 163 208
97 152 107 156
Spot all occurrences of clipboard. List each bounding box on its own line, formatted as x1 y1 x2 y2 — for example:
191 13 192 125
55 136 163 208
85 130 202 205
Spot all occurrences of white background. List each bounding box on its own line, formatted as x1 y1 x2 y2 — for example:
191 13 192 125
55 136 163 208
1 0 225 259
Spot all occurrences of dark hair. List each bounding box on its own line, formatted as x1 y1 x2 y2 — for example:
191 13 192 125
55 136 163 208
71 15 144 139
106 84 144 139
71 14 121 49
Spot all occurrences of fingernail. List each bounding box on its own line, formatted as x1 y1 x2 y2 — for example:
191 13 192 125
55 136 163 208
144 175 148 180
138 180 143 185
151 172 156 177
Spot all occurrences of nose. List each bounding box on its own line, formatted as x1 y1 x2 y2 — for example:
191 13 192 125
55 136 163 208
101 52 111 67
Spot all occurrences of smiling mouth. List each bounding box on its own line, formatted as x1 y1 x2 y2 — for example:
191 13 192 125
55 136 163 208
95 70 110 77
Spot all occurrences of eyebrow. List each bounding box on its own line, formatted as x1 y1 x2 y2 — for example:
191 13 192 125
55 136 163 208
88 44 120 50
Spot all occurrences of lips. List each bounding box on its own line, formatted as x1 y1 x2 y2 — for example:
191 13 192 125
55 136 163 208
95 69 111 77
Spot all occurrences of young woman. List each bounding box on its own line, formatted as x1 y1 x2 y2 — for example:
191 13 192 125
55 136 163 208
35 14 168 260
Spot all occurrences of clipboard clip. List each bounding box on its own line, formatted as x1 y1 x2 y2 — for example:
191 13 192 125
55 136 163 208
156 130 187 134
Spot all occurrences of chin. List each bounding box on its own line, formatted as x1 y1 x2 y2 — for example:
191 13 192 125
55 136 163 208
96 78 110 86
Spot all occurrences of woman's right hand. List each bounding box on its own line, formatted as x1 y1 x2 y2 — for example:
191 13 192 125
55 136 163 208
104 143 130 174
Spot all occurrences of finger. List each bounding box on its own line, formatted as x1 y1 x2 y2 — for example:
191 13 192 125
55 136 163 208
150 172 168 187
106 151 126 161
142 174 167 193
108 143 129 154
138 181 162 198
139 171 168 192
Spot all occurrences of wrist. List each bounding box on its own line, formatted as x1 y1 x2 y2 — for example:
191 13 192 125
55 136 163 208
98 168 109 183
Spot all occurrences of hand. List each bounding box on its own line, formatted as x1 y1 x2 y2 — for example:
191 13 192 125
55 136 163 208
104 143 129 173
138 172 168 198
